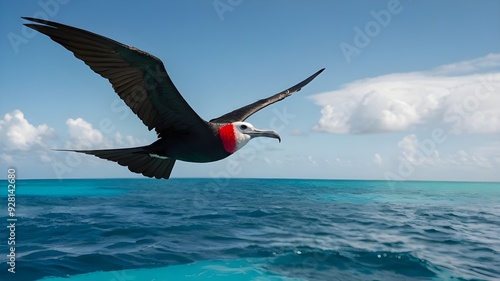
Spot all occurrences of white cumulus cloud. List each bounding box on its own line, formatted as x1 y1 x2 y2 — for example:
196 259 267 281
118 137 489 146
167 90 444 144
0 110 55 150
65 118 148 150
311 53 500 135
0 109 149 170
65 118 112 149
0 110 56 164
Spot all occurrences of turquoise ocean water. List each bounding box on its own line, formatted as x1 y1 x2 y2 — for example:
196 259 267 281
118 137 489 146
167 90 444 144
0 178 499 281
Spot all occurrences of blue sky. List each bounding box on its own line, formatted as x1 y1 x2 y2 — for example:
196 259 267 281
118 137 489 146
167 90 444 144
1 0 499 181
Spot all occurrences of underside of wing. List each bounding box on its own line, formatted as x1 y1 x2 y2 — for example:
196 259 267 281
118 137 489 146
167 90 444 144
210 68 325 124
23 17 209 138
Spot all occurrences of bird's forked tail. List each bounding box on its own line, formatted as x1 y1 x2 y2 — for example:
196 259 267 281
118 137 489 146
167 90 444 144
55 147 176 179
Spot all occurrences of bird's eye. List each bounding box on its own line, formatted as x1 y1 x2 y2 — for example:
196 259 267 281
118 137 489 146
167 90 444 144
240 124 248 130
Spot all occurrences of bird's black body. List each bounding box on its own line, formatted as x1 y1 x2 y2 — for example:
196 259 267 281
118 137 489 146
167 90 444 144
23 17 324 179
147 122 230 163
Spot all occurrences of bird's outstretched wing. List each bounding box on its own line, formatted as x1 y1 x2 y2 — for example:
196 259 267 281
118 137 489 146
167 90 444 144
210 68 325 123
23 17 209 138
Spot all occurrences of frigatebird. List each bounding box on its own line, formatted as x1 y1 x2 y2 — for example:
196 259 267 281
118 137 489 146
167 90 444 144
23 17 324 179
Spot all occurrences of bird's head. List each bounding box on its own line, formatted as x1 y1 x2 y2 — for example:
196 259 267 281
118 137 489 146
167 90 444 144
219 122 281 154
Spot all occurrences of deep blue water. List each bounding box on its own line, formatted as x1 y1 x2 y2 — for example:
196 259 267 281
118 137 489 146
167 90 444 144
1 178 499 281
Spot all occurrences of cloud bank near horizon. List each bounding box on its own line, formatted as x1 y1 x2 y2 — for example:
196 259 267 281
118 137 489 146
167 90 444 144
0 110 147 168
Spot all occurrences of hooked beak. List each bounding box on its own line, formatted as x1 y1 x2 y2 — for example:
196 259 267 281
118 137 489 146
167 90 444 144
248 129 281 143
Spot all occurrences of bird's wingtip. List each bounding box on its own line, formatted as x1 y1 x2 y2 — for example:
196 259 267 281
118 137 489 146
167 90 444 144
310 68 325 79
21 16 36 22
21 17 51 25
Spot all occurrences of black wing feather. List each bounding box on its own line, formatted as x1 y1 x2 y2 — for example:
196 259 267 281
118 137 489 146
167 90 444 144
23 17 209 138
210 68 325 123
